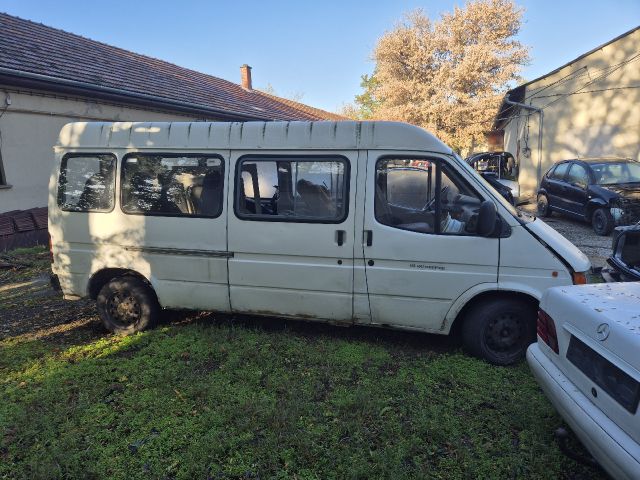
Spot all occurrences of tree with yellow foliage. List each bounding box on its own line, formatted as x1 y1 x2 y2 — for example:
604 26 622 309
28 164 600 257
349 0 529 152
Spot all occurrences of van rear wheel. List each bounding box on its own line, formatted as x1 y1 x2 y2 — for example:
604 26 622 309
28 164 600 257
97 276 159 334
461 298 536 365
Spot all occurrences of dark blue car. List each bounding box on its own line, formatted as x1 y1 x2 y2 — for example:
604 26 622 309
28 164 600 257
537 157 640 235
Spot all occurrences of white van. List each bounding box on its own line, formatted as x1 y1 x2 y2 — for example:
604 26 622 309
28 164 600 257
49 121 590 365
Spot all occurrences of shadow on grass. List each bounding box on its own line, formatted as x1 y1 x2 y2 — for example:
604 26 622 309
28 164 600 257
2 300 463 395
1 318 605 480
161 309 463 358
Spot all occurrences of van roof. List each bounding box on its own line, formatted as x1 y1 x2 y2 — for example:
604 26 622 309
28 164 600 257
56 121 452 154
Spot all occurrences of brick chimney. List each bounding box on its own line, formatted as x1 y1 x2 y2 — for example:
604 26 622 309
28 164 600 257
240 64 252 90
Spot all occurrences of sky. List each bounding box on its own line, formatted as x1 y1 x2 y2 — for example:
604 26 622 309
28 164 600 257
1 0 638 113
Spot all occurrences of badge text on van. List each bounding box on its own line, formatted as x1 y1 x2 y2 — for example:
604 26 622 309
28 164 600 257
409 263 445 271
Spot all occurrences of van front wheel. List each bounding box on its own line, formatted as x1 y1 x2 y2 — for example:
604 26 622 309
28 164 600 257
97 276 159 334
461 298 536 366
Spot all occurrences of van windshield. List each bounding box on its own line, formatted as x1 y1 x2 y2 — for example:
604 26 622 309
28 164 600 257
450 153 523 219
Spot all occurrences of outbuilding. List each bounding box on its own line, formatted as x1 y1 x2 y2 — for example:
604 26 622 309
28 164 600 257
493 26 640 202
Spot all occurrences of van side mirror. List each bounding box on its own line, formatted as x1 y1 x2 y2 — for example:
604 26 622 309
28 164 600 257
477 200 498 237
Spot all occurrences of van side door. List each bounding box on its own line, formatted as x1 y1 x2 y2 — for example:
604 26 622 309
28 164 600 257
116 151 231 311
360 152 499 331
227 151 357 322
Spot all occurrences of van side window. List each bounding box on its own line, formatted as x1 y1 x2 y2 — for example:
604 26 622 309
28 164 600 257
58 154 116 212
121 155 224 218
236 156 348 222
376 158 483 235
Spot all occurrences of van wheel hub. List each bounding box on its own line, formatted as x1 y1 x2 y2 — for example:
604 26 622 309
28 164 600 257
486 314 521 351
108 293 141 325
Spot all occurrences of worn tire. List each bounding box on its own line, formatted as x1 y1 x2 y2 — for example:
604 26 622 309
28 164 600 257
591 208 614 236
537 194 552 217
461 298 536 366
96 276 159 334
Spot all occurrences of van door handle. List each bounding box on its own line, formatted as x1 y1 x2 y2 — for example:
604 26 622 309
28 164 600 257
364 230 373 247
336 230 346 246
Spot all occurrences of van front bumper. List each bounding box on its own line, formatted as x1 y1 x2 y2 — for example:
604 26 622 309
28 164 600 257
527 343 640 480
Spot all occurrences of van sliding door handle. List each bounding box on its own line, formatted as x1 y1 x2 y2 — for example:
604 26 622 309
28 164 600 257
364 230 373 247
336 230 346 246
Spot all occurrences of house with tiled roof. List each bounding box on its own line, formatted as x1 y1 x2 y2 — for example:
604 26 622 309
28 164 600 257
0 12 344 248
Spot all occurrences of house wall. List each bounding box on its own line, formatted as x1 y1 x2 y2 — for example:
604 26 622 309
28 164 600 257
0 87 211 213
503 28 640 201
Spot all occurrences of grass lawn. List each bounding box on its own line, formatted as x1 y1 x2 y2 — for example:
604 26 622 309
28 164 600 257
1 248 603 479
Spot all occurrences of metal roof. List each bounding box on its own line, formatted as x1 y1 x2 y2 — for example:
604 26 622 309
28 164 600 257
56 121 452 154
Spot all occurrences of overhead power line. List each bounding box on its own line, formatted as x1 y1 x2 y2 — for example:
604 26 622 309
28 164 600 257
533 85 640 99
449 82 640 129
538 52 640 110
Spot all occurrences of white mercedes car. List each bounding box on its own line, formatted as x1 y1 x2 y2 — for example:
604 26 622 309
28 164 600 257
527 282 640 479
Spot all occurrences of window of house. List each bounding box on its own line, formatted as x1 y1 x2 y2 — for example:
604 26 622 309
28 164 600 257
566 163 589 188
58 154 116 212
551 162 570 181
375 158 483 235
236 156 348 222
121 154 224 218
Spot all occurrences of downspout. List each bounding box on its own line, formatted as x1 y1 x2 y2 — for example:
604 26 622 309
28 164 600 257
505 99 544 190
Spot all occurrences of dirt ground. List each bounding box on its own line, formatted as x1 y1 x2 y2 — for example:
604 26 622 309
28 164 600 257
0 248 103 344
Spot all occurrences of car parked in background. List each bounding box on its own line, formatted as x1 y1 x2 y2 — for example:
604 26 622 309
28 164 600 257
466 151 519 205
527 282 640 479
477 171 515 206
602 223 640 282
537 157 640 235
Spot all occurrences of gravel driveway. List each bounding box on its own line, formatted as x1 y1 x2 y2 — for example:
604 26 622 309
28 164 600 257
520 204 612 269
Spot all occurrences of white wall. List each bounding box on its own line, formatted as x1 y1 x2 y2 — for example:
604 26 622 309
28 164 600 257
0 87 212 213
502 28 640 201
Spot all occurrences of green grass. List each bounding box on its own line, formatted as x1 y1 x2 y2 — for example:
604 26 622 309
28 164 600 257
0 318 603 480
0 246 604 478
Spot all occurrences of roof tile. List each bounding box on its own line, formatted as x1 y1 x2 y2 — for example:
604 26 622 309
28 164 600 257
0 13 345 121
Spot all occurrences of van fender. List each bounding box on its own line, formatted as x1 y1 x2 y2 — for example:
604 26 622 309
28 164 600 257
442 282 542 333
441 282 499 333
86 265 155 299
496 281 544 301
